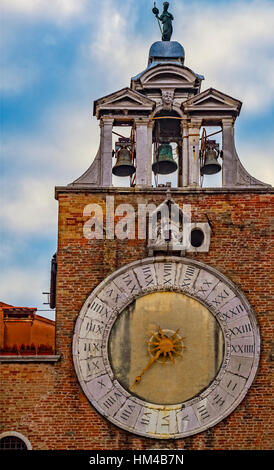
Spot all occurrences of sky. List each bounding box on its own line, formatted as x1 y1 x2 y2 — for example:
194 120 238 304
0 0 273 320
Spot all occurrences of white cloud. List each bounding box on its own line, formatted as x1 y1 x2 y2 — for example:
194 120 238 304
237 136 274 186
0 265 52 315
2 0 274 110
175 0 274 113
89 0 148 84
13 105 98 175
0 177 58 236
0 0 88 20
87 0 274 113
1 102 100 235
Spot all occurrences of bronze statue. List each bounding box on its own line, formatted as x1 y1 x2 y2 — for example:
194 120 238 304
152 2 174 41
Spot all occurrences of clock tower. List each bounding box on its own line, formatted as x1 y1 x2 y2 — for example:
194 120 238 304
53 14 273 446
2 4 271 451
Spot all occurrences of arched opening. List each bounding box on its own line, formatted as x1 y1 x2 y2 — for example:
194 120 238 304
199 125 223 188
0 432 32 450
111 123 135 188
152 110 182 187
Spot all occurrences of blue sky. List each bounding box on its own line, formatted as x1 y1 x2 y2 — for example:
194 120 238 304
1 0 273 320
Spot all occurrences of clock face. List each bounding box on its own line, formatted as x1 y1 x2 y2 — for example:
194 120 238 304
109 292 224 405
73 257 260 439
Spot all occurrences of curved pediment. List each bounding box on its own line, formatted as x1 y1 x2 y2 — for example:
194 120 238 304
133 64 202 91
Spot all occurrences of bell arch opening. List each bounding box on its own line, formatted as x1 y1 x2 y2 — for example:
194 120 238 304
152 110 181 187
199 125 223 188
111 123 135 188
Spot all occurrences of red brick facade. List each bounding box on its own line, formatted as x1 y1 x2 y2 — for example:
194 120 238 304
0 188 273 450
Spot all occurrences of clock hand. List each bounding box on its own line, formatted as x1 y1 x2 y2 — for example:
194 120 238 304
132 349 162 387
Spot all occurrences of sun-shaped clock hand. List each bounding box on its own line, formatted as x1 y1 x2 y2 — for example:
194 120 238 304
132 327 184 387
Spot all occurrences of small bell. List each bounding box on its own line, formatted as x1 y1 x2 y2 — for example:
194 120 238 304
112 147 136 177
200 141 222 176
152 143 178 175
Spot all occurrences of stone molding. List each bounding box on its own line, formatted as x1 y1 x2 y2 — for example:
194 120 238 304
0 431 32 450
56 185 273 199
0 355 61 363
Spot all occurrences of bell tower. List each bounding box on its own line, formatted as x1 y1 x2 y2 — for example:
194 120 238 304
69 32 269 191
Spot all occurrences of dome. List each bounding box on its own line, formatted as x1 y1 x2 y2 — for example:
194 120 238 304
148 41 185 64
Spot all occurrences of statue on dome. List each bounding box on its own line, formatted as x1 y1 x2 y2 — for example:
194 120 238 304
152 2 174 41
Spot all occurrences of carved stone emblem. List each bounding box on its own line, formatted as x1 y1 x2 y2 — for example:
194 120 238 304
161 89 174 110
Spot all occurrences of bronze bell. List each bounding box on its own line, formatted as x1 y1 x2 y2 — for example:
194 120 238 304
152 143 178 175
112 148 136 177
200 143 222 176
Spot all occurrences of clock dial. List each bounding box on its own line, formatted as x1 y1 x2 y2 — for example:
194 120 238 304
73 257 260 439
109 292 224 405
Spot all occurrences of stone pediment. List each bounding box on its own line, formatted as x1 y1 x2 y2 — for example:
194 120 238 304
93 87 155 118
132 64 202 91
182 88 242 115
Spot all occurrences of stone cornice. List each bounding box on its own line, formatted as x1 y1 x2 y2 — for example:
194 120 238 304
0 355 61 363
55 185 273 199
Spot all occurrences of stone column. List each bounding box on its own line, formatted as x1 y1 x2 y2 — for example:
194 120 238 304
135 119 150 186
146 120 154 186
188 119 202 186
222 118 236 187
100 117 114 187
181 118 189 187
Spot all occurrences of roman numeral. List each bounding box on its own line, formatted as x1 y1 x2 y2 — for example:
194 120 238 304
122 273 138 293
221 303 245 320
84 342 90 352
86 320 103 335
163 264 173 285
197 403 210 420
105 288 121 303
89 300 104 314
160 415 170 427
120 404 135 421
226 379 238 392
231 344 254 354
212 393 225 407
209 289 231 308
89 360 99 370
140 412 152 426
142 266 154 286
89 299 109 319
181 266 196 287
218 289 230 301
229 323 252 336
103 396 116 409
97 379 106 389
197 286 207 295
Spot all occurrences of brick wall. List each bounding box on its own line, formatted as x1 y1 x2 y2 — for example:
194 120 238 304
0 189 273 450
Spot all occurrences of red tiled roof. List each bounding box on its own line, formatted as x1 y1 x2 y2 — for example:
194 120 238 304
0 302 14 308
0 302 36 313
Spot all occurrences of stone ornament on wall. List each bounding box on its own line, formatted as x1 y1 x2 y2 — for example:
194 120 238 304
146 197 211 255
161 89 174 111
73 257 260 439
